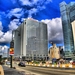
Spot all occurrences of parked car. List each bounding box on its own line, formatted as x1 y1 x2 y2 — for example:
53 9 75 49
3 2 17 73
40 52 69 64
18 62 26 67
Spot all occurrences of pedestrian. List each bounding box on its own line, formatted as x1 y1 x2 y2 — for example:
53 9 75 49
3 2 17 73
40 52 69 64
0 65 4 75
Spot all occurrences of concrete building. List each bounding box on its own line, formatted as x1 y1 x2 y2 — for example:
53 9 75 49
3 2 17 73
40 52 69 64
48 44 60 61
60 1 75 58
14 18 48 60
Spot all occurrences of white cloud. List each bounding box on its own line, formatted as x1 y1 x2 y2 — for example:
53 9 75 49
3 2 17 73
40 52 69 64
0 31 12 43
19 0 52 6
7 8 23 18
28 8 37 17
0 30 4 38
41 18 63 44
0 28 12 43
9 19 19 31
0 19 20 43
19 0 32 6
6 0 52 21
17 0 52 17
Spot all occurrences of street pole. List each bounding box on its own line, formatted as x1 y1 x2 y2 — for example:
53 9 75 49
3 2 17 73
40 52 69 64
10 31 14 68
10 55 12 68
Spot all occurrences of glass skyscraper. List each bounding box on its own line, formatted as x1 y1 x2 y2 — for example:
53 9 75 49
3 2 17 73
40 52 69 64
60 1 75 58
14 18 48 60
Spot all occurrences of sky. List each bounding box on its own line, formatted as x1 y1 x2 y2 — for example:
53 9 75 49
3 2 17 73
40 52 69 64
0 0 75 52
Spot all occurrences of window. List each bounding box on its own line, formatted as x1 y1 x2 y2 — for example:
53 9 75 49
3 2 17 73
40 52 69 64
40 55 42 56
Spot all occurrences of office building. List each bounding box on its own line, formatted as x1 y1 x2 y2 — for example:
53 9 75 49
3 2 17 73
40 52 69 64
14 18 48 60
71 21 75 56
60 1 75 58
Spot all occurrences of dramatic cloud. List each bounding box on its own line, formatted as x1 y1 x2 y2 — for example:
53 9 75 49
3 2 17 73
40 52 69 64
6 0 52 19
0 0 63 45
0 0 52 43
0 18 21 43
42 18 63 44
0 31 12 43
18 0 52 17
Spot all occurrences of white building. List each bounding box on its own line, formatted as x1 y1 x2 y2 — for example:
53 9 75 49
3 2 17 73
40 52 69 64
14 18 48 60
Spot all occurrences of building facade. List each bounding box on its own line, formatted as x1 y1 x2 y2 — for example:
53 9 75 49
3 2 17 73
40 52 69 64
71 21 75 57
60 1 75 58
14 18 48 60
48 44 60 61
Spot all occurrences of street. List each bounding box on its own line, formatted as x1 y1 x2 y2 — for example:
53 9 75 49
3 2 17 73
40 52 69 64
18 66 75 75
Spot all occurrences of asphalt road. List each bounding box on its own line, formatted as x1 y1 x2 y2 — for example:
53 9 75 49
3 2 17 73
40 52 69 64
18 66 75 75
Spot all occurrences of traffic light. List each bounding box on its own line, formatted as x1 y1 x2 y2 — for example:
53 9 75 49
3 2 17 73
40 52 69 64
10 41 14 48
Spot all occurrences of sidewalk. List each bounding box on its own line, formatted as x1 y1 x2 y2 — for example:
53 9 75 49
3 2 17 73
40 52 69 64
3 66 35 75
3 66 25 75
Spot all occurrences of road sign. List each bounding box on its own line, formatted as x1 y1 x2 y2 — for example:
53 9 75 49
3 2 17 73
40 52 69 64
9 48 14 55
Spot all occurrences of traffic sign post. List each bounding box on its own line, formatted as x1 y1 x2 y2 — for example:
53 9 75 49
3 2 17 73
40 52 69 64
10 41 14 68
10 41 14 48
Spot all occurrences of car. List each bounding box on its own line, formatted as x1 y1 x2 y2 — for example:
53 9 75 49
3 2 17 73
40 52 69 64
72 61 75 65
18 62 26 67
6 61 10 65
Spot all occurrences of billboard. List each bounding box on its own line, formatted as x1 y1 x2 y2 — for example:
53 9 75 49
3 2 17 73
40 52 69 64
10 41 14 55
9 48 14 55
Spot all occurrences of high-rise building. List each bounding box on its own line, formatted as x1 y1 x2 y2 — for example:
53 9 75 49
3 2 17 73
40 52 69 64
14 18 48 60
60 1 75 58
71 21 75 57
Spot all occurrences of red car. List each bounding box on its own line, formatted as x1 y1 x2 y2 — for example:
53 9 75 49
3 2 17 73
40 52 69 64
72 61 75 65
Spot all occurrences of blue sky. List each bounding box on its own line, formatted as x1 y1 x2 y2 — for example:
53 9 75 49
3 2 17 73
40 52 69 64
0 0 75 51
